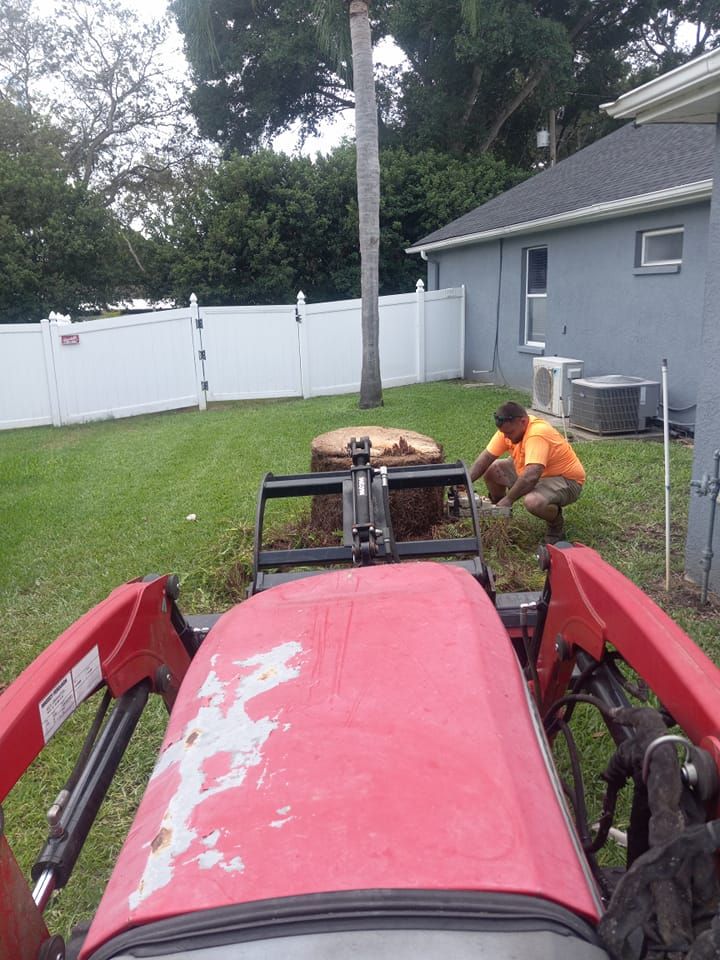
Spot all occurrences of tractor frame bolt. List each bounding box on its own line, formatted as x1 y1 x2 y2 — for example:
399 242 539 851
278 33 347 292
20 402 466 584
155 665 173 692
554 635 572 661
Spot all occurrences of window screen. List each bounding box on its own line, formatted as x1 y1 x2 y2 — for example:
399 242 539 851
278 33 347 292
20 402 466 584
524 247 547 345
641 228 683 266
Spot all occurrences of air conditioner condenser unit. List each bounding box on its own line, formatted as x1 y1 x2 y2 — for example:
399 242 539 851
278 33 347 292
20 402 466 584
570 375 661 434
532 357 585 417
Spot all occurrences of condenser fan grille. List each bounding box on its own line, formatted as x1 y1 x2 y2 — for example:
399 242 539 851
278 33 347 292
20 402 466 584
571 385 640 434
570 376 660 434
534 367 553 408
532 357 584 417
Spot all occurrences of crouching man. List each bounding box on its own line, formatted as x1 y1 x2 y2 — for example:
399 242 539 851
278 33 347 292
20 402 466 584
470 401 585 544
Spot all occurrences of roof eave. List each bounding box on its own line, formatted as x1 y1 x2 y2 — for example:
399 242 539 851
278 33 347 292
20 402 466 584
601 47 720 124
405 180 712 256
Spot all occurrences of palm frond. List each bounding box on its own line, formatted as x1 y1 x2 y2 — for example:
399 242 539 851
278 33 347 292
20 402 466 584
313 0 353 82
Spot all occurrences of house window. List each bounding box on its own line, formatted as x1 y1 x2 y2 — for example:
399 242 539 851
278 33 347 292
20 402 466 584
640 227 683 266
524 246 547 346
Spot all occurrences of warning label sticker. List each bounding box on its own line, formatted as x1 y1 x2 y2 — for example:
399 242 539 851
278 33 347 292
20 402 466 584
39 646 102 743
39 674 75 742
71 646 102 703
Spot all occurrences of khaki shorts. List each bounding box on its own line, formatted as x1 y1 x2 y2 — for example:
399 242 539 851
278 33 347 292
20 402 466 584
534 475 583 507
495 458 582 507
490 460 583 506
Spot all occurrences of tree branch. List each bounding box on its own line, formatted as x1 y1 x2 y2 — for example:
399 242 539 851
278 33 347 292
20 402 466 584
459 61 483 128
480 68 545 152
123 231 146 273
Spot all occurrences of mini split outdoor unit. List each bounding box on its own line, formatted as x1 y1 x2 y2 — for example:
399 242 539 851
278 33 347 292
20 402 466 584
570 375 661 435
532 357 585 417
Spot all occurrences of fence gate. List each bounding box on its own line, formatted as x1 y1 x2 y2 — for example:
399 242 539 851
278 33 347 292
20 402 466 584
194 298 304 403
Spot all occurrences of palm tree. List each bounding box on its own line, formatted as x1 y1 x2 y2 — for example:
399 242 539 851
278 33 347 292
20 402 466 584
175 0 384 408
348 0 382 408
316 0 382 407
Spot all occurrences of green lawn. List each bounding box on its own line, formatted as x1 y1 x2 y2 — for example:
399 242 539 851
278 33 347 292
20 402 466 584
1 381 716 937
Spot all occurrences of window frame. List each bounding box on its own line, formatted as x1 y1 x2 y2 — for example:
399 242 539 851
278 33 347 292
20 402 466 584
639 227 684 267
523 245 547 348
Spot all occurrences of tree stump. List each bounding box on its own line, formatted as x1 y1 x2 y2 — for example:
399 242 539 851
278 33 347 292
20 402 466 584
309 426 444 541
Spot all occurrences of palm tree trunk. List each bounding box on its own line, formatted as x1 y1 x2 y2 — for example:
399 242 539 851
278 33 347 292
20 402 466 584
349 0 382 408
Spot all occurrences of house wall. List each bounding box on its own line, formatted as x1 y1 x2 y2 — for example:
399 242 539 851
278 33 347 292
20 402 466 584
427 201 709 420
685 121 720 597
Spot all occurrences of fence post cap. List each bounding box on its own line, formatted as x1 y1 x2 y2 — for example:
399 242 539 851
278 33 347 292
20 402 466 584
190 293 198 305
416 279 425 290
296 290 305 303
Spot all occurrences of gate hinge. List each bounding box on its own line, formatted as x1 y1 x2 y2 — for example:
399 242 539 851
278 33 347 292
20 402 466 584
198 349 206 361
201 380 209 392
195 316 204 329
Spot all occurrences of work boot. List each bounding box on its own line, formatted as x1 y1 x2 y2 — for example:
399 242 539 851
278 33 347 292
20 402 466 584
544 506 565 545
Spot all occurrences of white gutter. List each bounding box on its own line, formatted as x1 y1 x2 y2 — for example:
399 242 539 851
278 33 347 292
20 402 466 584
601 47 720 123
406 180 712 255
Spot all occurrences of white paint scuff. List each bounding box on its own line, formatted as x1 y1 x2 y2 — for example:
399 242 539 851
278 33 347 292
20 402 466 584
129 640 303 910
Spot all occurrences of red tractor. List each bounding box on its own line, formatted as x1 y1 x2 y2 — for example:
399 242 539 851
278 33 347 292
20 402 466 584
2 439 720 960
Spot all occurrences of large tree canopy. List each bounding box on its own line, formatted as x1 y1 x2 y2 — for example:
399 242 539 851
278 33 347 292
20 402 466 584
169 0 396 155
0 102 140 323
174 0 720 163
384 0 657 162
0 0 204 222
146 145 525 305
627 0 720 73
4 0 719 327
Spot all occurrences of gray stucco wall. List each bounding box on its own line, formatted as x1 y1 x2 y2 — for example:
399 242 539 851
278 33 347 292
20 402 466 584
685 121 720 597
427 201 709 421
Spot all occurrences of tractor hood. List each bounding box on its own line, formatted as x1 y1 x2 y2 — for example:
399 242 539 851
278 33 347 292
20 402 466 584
83 562 601 956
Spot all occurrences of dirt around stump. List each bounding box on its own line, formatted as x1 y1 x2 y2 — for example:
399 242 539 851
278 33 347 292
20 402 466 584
309 426 444 541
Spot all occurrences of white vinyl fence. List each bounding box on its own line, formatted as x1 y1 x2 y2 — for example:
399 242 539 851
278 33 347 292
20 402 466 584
0 282 465 430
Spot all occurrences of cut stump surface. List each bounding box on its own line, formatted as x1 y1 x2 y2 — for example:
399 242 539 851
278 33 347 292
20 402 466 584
310 426 444 541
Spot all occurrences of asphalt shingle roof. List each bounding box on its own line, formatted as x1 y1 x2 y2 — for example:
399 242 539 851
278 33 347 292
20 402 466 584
413 122 714 248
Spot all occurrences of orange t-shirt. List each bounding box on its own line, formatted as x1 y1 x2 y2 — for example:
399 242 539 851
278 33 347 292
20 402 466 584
486 416 585 484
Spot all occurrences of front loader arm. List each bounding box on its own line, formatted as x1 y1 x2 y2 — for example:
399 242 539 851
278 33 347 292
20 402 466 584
0 574 193 960
537 543 720 758
0 574 191 803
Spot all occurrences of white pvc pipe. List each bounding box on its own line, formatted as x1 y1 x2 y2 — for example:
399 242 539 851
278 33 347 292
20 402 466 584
662 359 671 591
